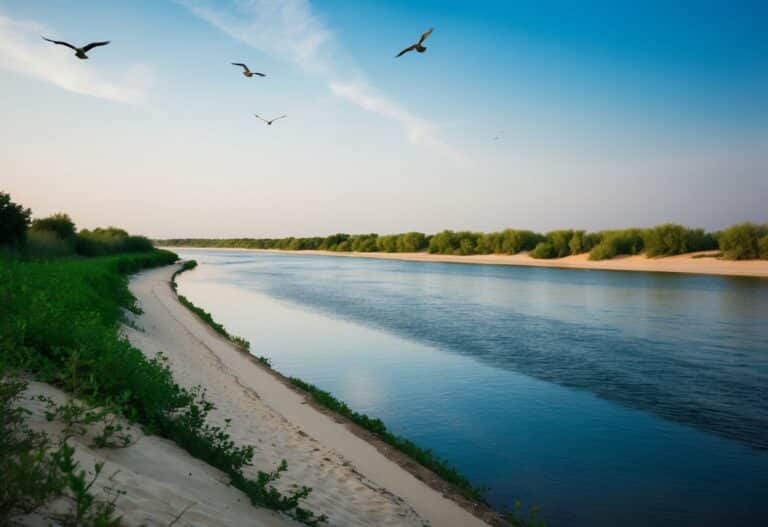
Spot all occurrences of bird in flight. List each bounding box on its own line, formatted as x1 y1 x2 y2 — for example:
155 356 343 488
41 36 110 59
254 114 287 126
396 28 434 58
232 63 266 78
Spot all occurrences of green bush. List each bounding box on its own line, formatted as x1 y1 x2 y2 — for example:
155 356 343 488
718 223 768 260
589 229 645 260
24 229 76 259
643 224 717 257
0 192 31 248
31 213 77 241
759 235 768 260
530 242 555 259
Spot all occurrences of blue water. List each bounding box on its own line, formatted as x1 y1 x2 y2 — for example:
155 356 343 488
173 249 768 526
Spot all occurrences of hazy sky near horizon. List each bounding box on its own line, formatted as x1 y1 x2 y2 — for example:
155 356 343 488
1 0 766 238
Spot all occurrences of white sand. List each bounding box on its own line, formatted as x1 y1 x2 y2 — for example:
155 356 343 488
124 265 491 527
18 381 298 527
163 247 768 278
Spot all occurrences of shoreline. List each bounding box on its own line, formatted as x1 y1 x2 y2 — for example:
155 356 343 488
127 264 495 527
160 246 768 278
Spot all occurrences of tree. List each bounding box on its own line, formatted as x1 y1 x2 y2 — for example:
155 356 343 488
31 213 76 240
0 192 31 247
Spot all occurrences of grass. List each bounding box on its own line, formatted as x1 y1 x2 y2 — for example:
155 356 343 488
171 259 487 504
0 251 324 525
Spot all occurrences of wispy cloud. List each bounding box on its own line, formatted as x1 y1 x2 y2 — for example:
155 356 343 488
0 13 152 104
176 0 462 159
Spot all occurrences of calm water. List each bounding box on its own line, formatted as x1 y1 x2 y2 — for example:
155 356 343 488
174 249 768 527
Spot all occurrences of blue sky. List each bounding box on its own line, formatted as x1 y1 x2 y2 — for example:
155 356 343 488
1 0 766 237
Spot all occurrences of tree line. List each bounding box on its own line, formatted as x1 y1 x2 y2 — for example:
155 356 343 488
1 192 153 259
157 222 768 261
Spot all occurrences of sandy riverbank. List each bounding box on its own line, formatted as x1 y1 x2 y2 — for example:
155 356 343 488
17 381 298 527
160 247 768 278
125 265 492 527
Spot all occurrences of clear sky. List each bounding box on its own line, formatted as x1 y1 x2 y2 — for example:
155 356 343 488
1 0 766 238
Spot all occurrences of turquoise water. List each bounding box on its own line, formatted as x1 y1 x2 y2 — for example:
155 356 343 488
174 249 768 526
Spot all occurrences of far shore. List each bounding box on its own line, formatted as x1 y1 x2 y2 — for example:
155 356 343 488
160 247 768 278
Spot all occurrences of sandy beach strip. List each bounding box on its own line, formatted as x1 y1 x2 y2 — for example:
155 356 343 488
160 247 768 278
125 264 493 527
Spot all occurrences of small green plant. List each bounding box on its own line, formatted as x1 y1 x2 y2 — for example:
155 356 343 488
256 356 272 368
503 500 547 527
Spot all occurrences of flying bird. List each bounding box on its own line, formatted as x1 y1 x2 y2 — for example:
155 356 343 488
396 28 434 58
232 63 266 77
254 114 287 126
41 36 110 59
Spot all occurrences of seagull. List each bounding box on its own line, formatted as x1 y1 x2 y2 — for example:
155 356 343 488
41 36 110 59
232 63 266 77
254 114 287 126
396 28 433 58
493 131 504 141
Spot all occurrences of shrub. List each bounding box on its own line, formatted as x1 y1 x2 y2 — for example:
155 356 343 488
530 242 555 259
760 235 768 260
718 223 768 260
589 229 644 260
0 192 31 248
24 229 76 259
31 213 77 241
643 224 717 257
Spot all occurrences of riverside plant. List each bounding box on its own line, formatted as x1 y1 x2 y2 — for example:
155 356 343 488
0 251 325 525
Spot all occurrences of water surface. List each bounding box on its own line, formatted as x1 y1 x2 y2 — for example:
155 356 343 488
174 249 768 526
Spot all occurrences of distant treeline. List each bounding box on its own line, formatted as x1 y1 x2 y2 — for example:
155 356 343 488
1 192 153 259
157 222 768 261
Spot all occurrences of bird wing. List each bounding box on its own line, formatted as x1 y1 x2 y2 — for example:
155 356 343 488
232 63 250 72
42 36 77 51
396 44 417 57
254 114 269 123
82 41 110 52
253 72 266 77
272 115 287 122
418 28 433 45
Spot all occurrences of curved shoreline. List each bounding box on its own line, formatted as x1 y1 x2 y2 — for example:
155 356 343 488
127 264 495 527
160 247 768 278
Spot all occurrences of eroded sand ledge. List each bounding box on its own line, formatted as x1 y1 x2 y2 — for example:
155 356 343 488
126 265 492 527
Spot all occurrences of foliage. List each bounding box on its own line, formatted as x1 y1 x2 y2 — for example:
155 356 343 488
158 221 768 261
31 213 77 241
643 224 717 257
0 192 31 248
24 229 77 259
0 372 124 527
76 228 154 257
288 377 485 502
588 229 645 260
760 235 768 260
717 223 768 260
0 252 323 524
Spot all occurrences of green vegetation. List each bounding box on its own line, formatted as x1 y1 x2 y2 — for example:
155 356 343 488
0 372 125 526
0 252 324 525
717 223 768 260
0 192 31 252
642 224 717 257
0 193 324 525
157 220 768 261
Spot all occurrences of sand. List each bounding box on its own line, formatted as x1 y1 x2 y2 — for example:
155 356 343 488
162 247 768 278
18 380 298 527
123 265 492 527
